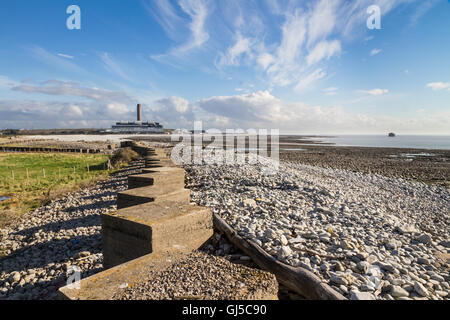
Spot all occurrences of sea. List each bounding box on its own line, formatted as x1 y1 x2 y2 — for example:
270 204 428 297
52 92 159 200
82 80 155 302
299 135 450 150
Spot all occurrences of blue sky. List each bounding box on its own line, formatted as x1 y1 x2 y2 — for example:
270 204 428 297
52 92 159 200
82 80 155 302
0 0 449 133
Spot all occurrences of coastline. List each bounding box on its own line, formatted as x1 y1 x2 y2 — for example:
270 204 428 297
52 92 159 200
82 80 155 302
186 152 450 300
280 145 450 188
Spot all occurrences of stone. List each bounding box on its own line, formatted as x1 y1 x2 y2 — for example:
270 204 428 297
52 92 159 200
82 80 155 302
417 234 432 244
330 275 348 286
75 251 90 259
243 199 257 208
279 235 288 246
417 257 430 265
439 241 450 248
367 255 378 264
10 272 20 283
334 262 345 272
390 285 409 298
350 291 376 300
288 236 305 244
357 261 370 274
435 290 448 297
414 282 429 297
277 246 292 260
264 229 277 240
430 274 445 282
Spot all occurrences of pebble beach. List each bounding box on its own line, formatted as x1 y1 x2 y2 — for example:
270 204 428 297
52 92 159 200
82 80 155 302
186 151 450 300
0 163 142 300
0 142 449 300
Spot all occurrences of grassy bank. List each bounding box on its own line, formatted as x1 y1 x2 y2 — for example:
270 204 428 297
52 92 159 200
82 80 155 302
0 153 111 228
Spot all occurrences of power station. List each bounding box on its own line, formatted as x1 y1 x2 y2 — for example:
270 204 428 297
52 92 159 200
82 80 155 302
111 104 164 133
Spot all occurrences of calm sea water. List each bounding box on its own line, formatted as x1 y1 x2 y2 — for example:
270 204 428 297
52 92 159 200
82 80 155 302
303 135 450 150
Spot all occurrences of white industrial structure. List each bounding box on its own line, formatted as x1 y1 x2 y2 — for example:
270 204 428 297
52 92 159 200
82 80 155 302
111 104 164 134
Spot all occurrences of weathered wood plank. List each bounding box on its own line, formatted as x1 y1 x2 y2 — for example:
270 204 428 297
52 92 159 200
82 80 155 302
213 214 346 300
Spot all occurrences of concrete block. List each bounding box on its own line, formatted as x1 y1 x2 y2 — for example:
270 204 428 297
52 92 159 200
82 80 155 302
128 167 185 190
102 202 213 268
144 158 177 168
117 185 190 209
58 250 278 300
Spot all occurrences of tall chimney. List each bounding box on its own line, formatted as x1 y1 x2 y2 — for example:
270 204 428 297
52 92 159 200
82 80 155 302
137 104 142 122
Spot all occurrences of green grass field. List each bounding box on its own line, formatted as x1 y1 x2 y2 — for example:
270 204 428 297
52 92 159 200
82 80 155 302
0 153 111 228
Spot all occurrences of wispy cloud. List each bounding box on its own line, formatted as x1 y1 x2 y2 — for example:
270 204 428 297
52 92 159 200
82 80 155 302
99 53 133 82
357 88 389 96
145 0 426 91
11 80 134 104
217 33 253 67
57 53 74 59
149 0 211 61
370 48 382 56
323 86 338 95
426 82 450 91
29 46 85 74
0 75 19 88
409 0 440 26
142 0 184 40
215 0 419 91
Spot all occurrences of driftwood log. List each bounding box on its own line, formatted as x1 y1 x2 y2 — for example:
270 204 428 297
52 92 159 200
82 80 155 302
213 214 346 300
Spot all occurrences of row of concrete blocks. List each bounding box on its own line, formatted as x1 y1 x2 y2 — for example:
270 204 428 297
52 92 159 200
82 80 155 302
57 144 278 300
0 146 102 153
101 146 213 269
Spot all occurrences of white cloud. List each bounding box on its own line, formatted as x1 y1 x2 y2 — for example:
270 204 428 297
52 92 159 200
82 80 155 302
177 0 210 52
157 96 191 113
307 0 339 45
11 80 134 104
150 0 210 61
257 53 275 70
193 90 450 134
323 86 338 95
357 88 389 96
409 0 440 26
57 53 74 59
218 33 253 66
29 46 85 74
143 0 184 40
153 96 196 128
306 40 341 66
100 53 132 81
2 89 449 134
370 48 382 56
146 0 430 92
295 69 327 91
0 75 19 88
426 82 450 91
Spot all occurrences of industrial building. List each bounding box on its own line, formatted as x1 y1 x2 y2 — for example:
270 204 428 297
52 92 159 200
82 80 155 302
111 104 164 134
